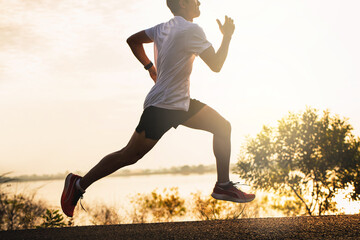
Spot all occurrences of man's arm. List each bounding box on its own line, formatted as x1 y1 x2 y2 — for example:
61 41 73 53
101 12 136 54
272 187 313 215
200 16 235 73
127 30 157 82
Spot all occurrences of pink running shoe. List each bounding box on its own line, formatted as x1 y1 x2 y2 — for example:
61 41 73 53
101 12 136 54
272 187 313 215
211 181 255 203
61 173 84 217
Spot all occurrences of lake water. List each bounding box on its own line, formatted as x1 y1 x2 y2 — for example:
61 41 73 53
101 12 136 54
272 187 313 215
5 173 242 209
4 173 360 221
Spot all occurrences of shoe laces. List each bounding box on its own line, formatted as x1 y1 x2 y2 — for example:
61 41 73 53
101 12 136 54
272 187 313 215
229 181 250 188
73 190 87 213
79 195 87 212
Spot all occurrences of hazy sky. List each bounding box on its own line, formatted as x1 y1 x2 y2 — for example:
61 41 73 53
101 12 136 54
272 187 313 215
1 0 360 175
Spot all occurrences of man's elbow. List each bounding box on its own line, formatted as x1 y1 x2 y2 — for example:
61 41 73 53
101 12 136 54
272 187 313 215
210 65 222 73
126 36 134 46
200 50 222 73
207 60 222 73
127 34 140 47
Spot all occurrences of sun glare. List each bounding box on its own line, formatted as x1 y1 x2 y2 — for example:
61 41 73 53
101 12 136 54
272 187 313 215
334 187 360 214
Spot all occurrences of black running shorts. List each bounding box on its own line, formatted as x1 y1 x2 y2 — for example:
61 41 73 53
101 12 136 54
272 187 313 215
135 99 206 140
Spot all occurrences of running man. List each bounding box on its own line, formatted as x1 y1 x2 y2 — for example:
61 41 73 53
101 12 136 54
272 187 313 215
61 0 255 217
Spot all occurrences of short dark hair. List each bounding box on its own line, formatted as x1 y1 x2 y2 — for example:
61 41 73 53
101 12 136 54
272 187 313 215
167 0 183 14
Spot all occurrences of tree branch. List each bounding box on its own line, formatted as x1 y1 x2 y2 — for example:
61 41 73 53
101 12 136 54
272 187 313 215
289 184 312 216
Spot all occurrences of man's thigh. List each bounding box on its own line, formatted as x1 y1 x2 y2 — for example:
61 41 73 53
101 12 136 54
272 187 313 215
124 131 158 158
181 105 230 134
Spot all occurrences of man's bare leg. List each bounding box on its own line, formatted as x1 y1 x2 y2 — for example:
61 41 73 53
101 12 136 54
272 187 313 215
79 131 158 190
182 105 231 183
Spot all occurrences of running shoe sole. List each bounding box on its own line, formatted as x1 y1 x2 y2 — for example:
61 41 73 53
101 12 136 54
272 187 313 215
211 192 255 203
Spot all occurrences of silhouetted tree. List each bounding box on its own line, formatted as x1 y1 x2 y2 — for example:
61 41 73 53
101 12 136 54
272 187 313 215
236 107 360 216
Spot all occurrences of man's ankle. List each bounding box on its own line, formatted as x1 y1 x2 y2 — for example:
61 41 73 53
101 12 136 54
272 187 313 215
76 179 86 193
217 181 230 187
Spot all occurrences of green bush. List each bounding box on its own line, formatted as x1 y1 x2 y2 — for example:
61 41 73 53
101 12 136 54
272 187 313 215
130 187 186 223
0 191 45 230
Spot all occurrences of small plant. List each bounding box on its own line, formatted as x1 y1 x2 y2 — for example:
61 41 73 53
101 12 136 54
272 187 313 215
130 187 186 223
88 203 123 225
37 209 68 228
191 192 247 220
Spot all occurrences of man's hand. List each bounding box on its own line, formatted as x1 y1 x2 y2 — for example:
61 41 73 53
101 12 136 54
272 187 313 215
148 66 157 83
216 16 235 38
199 16 235 72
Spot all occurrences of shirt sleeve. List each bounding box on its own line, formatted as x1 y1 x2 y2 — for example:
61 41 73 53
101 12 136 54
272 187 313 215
187 24 212 56
145 23 163 41
145 26 155 41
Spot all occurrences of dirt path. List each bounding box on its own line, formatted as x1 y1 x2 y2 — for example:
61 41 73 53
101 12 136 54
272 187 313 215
1 214 359 240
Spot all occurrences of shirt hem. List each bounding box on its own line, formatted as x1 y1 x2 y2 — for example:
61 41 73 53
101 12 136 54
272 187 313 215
145 103 190 112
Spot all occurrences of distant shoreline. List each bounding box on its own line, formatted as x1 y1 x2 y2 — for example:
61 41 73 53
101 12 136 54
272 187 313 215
5 164 237 183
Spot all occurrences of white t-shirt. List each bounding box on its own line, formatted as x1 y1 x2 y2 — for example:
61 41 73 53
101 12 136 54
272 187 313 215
144 16 212 111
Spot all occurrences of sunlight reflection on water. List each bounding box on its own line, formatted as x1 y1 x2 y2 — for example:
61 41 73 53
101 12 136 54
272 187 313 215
6 173 239 209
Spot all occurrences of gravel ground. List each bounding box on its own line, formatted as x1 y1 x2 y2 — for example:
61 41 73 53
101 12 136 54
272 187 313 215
1 214 359 240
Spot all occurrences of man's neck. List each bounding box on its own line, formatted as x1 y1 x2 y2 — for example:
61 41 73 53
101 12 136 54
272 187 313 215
175 13 193 22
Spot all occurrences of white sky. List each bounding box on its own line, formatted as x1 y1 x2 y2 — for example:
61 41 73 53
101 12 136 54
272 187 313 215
1 0 360 175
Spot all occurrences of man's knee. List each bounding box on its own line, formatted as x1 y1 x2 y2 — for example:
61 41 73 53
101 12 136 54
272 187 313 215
105 148 142 167
214 119 231 137
122 147 150 165
133 149 148 163
223 119 232 136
